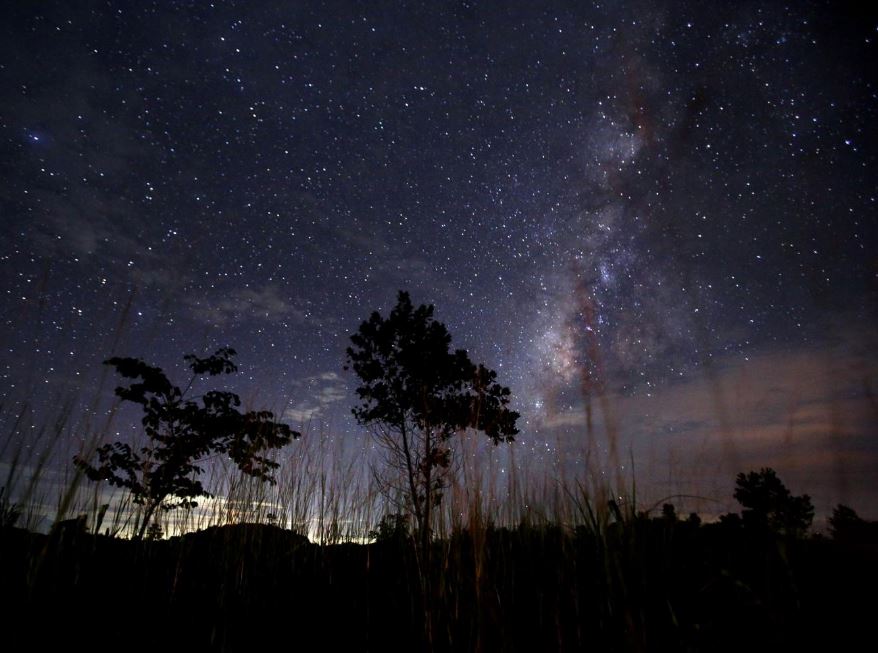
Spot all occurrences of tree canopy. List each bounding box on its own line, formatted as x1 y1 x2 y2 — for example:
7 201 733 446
74 347 299 538
733 467 814 537
345 291 519 546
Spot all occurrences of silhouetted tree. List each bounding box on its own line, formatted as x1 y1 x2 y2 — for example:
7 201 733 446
733 468 814 538
369 512 410 544
718 512 743 529
74 348 299 539
345 291 519 557
829 504 862 540
828 503 878 544
145 520 164 541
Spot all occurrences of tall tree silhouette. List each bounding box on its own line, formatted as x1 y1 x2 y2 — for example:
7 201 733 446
75 348 299 539
345 291 519 554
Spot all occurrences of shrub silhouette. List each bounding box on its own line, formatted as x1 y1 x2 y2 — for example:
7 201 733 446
0 486 23 528
74 348 299 539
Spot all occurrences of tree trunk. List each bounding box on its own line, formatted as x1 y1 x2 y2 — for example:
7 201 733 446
423 426 432 560
421 427 434 651
399 425 422 536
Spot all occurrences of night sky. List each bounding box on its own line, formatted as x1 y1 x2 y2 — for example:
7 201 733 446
2 2 876 519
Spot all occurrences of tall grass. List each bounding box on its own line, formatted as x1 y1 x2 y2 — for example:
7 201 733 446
0 372 655 544
1 352 866 652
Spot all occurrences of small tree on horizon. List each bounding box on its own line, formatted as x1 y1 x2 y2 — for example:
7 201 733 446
733 467 814 538
344 291 519 557
74 348 299 539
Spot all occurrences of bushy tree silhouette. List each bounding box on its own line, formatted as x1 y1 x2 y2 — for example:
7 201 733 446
369 512 410 544
828 504 878 544
733 467 814 537
74 348 299 539
345 291 519 555
829 504 862 539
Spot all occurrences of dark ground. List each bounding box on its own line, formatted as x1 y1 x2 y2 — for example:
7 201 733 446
1 519 876 652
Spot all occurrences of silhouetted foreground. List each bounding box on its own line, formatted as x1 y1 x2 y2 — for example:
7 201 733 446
2 517 876 652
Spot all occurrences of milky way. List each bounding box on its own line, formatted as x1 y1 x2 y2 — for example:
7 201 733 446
2 2 876 515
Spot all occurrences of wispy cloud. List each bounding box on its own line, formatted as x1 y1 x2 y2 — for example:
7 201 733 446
283 405 323 424
188 285 308 326
283 370 348 427
538 335 878 516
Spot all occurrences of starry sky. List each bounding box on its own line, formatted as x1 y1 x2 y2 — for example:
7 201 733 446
2 1 876 519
